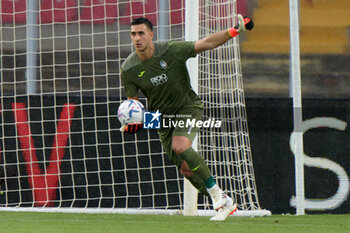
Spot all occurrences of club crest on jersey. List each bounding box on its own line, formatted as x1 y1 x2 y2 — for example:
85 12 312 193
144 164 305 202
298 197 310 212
160 60 167 69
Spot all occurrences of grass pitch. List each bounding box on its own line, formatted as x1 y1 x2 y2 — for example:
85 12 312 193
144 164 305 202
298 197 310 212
0 211 349 233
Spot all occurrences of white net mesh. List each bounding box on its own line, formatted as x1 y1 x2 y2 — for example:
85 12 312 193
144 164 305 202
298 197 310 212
197 0 261 211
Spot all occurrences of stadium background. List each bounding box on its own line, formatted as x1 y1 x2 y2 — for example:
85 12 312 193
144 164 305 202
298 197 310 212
1 0 350 214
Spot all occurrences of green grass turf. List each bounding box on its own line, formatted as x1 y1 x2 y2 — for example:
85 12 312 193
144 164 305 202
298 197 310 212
0 212 349 233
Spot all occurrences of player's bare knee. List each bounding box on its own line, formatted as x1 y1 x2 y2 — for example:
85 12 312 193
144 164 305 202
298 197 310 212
172 145 187 155
172 136 191 155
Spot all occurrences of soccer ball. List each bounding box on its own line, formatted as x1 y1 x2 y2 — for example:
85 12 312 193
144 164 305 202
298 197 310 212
117 99 145 125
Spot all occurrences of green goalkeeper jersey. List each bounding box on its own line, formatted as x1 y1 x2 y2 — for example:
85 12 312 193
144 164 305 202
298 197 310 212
121 41 203 115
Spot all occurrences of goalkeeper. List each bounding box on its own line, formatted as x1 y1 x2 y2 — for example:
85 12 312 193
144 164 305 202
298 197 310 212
121 16 254 221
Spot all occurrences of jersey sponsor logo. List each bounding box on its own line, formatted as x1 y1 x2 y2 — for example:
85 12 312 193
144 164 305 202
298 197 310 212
143 110 161 129
160 60 167 69
138 71 145 78
150 73 168 86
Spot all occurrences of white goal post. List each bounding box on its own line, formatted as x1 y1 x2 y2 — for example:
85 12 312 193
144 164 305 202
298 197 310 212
289 0 305 216
0 0 270 217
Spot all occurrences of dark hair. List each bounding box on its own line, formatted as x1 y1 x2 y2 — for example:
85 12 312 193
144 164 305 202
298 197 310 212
130 17 153 31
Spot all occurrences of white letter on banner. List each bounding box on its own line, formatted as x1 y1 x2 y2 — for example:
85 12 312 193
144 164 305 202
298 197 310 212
290 117 350 210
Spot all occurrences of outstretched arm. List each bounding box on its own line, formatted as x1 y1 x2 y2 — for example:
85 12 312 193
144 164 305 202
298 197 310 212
194 15 254 54
194 29 232 54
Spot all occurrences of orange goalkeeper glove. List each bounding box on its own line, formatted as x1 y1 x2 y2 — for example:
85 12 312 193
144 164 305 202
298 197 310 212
120 123 143 134
228 14 254 37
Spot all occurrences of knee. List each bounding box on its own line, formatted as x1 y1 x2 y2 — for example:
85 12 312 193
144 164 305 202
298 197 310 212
172 136 191 155
172 144 187 155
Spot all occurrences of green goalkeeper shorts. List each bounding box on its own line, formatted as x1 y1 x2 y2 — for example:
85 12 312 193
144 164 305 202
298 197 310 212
158 106 203 168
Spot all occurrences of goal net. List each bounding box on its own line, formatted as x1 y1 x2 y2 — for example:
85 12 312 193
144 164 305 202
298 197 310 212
0 0 270 216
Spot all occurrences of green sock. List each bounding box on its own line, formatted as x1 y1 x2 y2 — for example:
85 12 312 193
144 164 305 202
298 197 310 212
186 174 210 197
178 147 211 183
204 176 216 189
